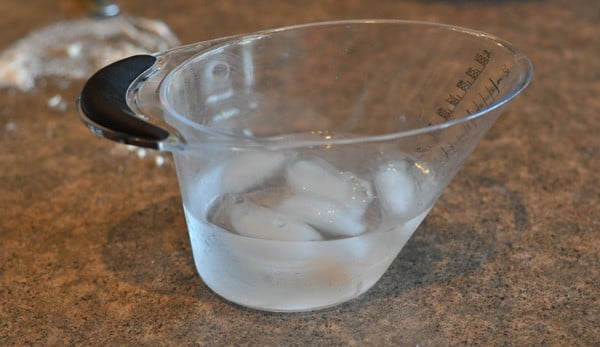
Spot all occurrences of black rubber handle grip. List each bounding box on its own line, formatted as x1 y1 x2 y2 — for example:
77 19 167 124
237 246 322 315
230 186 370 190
78 54 169 148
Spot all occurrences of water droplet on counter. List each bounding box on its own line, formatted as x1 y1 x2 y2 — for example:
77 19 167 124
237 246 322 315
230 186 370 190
5 121 17 132
154 155 166 167
109 143 168 168
136 148 147 159
47 94 67 111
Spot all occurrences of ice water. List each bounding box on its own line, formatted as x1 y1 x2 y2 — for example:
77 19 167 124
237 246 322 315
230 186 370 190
182 149 437 311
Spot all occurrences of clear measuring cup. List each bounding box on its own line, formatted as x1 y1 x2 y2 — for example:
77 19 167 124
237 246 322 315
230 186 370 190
78 20 533 312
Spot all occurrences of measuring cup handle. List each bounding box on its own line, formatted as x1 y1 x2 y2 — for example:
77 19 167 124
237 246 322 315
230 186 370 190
78 54 170 149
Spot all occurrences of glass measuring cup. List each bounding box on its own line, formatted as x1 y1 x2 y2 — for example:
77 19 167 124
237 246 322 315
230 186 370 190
78 20 533 312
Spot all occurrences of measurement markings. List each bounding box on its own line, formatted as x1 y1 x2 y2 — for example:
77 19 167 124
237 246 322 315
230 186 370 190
489 78 500 94
485 85 494 99
479 92 488 106
435 49 491 122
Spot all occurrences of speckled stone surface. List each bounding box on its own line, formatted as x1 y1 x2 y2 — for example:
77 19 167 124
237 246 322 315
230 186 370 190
0 0 598 345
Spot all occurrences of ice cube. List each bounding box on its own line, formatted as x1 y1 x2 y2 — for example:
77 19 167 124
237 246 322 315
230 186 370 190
286 159 373 216
221 151 286 194
278 194 366 237
374 160 418 217
230 200 322 241
190 164 226 215
341 171 375 211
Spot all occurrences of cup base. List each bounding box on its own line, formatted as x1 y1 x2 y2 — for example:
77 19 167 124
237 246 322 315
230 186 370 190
185 206 429 312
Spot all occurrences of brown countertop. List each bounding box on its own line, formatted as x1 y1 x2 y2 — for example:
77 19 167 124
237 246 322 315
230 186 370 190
0 0 598 345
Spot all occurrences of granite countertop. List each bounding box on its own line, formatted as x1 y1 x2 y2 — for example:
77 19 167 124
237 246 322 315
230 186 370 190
0 0 598 345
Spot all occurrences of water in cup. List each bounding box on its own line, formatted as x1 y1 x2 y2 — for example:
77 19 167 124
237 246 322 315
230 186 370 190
182 135 436 311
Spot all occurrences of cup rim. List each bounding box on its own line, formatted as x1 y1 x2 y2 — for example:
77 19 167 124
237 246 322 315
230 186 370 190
158 19 533 150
